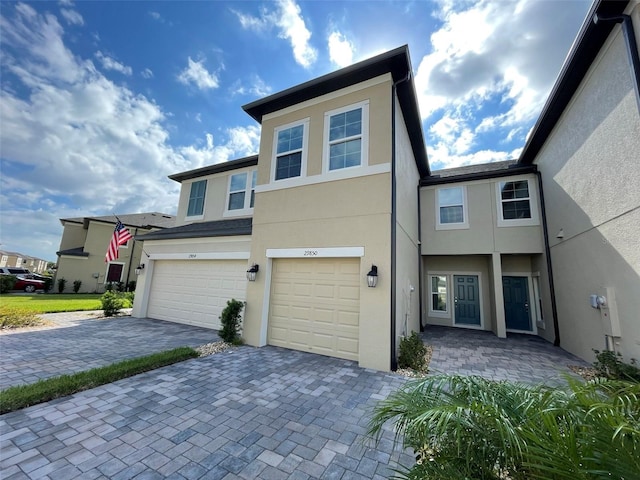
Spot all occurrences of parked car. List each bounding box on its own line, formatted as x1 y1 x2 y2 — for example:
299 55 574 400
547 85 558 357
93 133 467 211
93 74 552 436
0 267 31 276
13 274 46 293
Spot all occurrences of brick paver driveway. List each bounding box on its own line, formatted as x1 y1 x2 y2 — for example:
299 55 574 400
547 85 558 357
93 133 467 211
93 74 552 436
1 346 411 479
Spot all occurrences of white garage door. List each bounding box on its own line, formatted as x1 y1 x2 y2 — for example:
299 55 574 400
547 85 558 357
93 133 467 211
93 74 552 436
269 258 360 361
147 259 247 329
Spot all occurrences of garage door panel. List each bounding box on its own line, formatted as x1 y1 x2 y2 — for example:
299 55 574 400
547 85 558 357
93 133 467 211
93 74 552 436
268 258 360 362
147 259 246 330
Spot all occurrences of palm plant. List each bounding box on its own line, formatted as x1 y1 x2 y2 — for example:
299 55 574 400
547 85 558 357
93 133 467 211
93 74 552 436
367 374 640 480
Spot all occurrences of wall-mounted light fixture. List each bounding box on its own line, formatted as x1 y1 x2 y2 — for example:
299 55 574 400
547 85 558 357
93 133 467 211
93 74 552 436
246 264 259 282
367 265 378 288
556 229 565 239
135 264 145 275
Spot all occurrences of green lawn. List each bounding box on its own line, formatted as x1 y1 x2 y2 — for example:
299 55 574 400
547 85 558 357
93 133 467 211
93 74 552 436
0 294 103 314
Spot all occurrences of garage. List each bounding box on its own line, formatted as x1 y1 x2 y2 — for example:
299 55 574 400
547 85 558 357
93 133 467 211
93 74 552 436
147 259 247 329
268 257 360 361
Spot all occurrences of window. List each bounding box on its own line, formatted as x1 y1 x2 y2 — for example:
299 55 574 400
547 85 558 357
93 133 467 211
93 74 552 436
436 186 468 229
274 123 305 181
324 101 369 172
429 275 448 316
496 178 539 226
225 170 257 215
187 180 207 217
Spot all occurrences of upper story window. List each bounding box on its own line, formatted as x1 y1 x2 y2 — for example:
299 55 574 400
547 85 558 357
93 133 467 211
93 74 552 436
187 179 207 217
324 101 369 172
225 170 257 215
496 178 539 227
436 186 468 230
273 121 308 181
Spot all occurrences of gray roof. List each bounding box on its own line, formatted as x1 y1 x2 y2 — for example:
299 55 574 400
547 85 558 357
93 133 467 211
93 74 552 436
421 160 536 186
169 155 258 183
56 247 89 257
136 218 252 241
60 212 176 230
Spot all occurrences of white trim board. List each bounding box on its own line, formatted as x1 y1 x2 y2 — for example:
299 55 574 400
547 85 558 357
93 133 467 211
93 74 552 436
147 252 250 260
266 247 364 258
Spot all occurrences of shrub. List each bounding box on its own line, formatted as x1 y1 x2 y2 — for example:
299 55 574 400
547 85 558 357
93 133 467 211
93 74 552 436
368 375 640 480
219 299 244 344
72 280 82 293
123 291 135 307
398 331 428 371
0 275 17 294
42 276 53 292
101 291 126 317
0 305 45 329
126 280 136 292
593 349 640 382
56 277 67 293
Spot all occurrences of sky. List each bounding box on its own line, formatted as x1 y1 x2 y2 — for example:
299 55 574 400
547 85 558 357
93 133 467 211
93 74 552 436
0 0 593 262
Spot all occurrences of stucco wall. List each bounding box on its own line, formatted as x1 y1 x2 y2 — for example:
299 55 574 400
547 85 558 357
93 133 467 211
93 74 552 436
58 222 87 252
533 14 640 362
420 174 544 255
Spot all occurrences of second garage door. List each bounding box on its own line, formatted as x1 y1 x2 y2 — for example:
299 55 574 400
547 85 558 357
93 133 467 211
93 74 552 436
147 259 247 329
269 257 360 361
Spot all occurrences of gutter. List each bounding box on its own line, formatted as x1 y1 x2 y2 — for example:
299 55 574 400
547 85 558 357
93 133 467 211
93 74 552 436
593 12 640 113
536 172 561 346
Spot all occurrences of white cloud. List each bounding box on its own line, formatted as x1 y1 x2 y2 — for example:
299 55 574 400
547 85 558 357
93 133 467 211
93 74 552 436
231 75 272 97
416 0 590 167
95 51 132 76
60 8 84 26
327 31 354 67
234 0 317 68
141 68 154 79
0 4 260 260
177 57 219 90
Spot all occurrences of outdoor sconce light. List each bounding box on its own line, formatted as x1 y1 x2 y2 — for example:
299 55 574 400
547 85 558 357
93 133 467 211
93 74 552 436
246 264 259 282
367 265 378 288
135 264 145 275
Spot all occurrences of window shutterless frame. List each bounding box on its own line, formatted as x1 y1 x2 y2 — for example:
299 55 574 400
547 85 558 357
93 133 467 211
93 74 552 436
428 273 450 318
496 177 540 227
186 179 207 218
224 170 257 217
322 101 369 173
435 186 469 230
271 119 309 182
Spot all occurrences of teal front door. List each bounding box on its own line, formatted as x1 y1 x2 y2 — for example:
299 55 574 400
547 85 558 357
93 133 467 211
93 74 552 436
503 276 532 331
454 275 481 326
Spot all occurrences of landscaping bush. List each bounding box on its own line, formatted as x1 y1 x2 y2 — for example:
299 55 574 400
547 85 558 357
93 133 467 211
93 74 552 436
72 280 82 293
57 277 67 293
101 291 126 316
219 299 244 344
369 375 640 480
123 291 134 307
42 276 53 292
0 305 45 329
0 275 17 294
398 331 428 372
126 280 136 292
593 349 640 382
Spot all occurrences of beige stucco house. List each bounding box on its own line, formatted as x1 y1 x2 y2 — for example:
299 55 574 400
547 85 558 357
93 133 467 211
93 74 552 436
55 213 175 293
0 250 49 273
133 0 639 370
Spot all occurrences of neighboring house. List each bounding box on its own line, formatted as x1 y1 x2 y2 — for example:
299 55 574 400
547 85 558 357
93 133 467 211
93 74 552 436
0 250 49 273
133 0 639 370
55 213 175 293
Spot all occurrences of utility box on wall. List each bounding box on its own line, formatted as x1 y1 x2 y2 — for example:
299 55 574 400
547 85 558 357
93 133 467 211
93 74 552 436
598 287 621 338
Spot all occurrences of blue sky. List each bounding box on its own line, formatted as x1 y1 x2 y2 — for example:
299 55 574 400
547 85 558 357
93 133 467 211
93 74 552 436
0 0 592 262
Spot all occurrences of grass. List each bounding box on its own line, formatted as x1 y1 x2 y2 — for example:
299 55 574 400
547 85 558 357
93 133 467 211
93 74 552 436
0 294 103 314
0 347 199 414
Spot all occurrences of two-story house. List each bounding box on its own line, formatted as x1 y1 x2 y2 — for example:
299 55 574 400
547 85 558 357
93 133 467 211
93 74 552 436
55 213 175 293
133 0 640 371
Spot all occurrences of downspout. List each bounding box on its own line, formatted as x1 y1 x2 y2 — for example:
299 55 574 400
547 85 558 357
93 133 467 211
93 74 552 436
594 13 640 112
124 228 138 290
390 73 411 371
536 172 561 346
417 183 424 332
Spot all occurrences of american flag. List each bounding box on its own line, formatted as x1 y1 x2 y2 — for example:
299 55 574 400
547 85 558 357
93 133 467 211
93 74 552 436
105 220 134 263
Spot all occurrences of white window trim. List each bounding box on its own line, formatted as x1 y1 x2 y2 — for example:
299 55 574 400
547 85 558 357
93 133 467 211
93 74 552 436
427 273 450 318
224 169 256 218
496 177 539 227
271 118 310 184
185 179 207 220
435 186 469 230
322 100 369 174
105 262 125 283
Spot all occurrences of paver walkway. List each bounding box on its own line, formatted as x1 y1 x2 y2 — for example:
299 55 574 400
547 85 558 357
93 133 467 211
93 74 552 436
0 314 219 389
1 347 412 480
423 325 590 385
